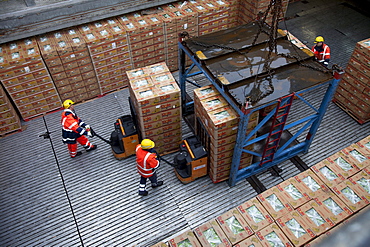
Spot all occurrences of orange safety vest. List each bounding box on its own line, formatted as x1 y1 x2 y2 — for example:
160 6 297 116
61 109 87 143
136 144 159 178
311 43 330 62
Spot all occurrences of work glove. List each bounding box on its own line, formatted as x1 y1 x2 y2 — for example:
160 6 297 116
87 131 93 137
85 125 91 131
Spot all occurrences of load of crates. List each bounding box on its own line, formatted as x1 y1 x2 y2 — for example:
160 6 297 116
153 134 370 247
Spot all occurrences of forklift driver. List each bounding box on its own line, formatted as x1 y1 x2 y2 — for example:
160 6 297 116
136 139 163 196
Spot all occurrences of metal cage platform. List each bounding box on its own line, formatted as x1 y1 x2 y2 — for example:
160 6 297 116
178 21 340 186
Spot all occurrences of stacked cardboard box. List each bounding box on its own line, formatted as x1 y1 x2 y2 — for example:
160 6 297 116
190 0 233 36
0 85 21 135
127 63 181 155
194 85 258 183
194 219 232 246
168 230 201 247
1 38 61 121
78 18 130 95
334 37 370 124
238 0 289 25
37 28 101 103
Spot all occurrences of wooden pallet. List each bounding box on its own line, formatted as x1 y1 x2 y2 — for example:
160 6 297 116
332 99 370 125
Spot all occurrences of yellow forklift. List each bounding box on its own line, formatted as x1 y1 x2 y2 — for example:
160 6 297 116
172 136 208 184
107 115 139 160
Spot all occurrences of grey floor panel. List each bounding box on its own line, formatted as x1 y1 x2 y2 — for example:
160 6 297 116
0 117 81 246
1 0 370 246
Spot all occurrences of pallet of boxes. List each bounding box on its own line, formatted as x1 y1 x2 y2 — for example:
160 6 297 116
0 38 61 122
334 37 370 124
151 135 370 247
127 63 182 155
194 84 259 183
37 28 101 104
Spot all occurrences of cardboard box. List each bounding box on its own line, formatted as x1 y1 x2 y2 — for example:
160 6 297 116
136 99 180 117
276 178 311 209
168 230 201 247
194 85 220 101
151 71 176 85
234 235 263 247
129 76 154 91
276 211 316 246
198 94 230 114
297 200 334 236
331 180 369 213
126 67 148 80
155 81 181 103
237 197 274 232
205 106 239 132
348 168 370 197
341 143 370 169
143 62 169 75
255 223 293 247
151 242 168 247
130 85 160 108
216 208 254 244
326 151 360 178
310 160 345 187
257 186 294 220
194 220 231 247
313 191 353 225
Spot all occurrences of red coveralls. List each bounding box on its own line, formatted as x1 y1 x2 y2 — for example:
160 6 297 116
136 144 160 194
61 109 94 157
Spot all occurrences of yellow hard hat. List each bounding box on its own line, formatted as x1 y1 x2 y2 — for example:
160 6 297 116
63 99 75 109
141 139 155 149
314 36 324 43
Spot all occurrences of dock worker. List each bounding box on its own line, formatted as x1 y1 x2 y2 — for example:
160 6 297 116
312 36 331 67
136 139 163 196
61 99 97 158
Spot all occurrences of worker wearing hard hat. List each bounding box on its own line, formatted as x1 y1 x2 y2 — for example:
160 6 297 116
312 36 331 67
61 99 97 158
136 139 163 196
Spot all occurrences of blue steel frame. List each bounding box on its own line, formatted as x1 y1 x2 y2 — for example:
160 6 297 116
178 41 340 187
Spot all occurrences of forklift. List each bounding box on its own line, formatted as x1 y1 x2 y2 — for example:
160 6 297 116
109 115 139 160
172 136 208 184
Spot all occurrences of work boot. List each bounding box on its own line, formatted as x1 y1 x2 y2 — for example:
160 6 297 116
139 191 148 196
86 145 97 152
152 181 163 188
71 151 82 158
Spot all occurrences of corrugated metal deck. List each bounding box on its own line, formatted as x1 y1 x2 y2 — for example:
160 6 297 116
1 0 370 246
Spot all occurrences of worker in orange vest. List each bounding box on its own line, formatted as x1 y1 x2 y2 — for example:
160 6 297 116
61 99 97 158
136 139 163 196
312 36 331 67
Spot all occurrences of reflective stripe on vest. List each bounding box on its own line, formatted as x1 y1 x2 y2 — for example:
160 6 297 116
137 148 155 177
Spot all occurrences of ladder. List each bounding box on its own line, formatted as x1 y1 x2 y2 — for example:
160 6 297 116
260 93 295 166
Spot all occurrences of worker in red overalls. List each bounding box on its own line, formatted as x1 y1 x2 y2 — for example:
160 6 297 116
136 139 163 196
61 99 97 158
312 36 331 67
